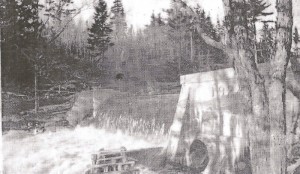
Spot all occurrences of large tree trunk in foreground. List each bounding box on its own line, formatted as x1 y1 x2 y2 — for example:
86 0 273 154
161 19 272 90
203 0 293 172
234 38 271 174
165 1 294 173
222 0 271 173
269 0 293 173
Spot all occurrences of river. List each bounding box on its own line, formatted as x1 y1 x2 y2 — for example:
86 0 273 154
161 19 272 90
3 126 166 174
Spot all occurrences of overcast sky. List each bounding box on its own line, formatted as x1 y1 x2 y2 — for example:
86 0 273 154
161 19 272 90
75 0 300 30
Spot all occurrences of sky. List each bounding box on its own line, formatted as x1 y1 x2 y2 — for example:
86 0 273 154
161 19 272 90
75 0 300 30
75 0 224 29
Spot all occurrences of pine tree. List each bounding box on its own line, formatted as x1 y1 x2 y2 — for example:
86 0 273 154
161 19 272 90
0 0 9 26
150 12 156 27
166 5 191 74
2 0 45 113
1 0 17 87
110 0 127 39
1 0 43 88
157 13 165 26
258 22 275 63
149 12 165 27
87 0 112 60
16 0 42 48
108 0 127 74
111 0 125 16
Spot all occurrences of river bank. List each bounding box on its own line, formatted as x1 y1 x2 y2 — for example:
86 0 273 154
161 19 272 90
2 92 75 133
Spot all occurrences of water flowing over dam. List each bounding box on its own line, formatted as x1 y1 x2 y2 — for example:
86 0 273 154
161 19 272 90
3 126 166 174
66 88 178 138
3 67 299 174
3 89 172 174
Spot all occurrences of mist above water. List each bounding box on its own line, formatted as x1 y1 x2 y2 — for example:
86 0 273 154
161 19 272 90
3 126 166 174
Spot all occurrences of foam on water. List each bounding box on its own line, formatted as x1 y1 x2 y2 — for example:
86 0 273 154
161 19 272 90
3 126 165 174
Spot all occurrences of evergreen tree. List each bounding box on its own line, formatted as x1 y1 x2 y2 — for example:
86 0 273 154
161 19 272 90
167 2 222 74
87 0 112 61
193 6 219 41
110 0 127 40
258 22 275 63
149 12 165 27
0 0 9 26
150 12 156 27
16 0 42 48
111 0 125 17
1 0 43 88
157 13 165 26
1 0 16 87
166 5 191 74
108 0 127 74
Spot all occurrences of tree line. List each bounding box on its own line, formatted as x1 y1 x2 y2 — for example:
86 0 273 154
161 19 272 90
2 0 300 172
2 0 290 94
1 0 99 94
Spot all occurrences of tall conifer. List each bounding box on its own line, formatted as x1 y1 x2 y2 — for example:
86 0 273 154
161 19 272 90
110 0 127 40
87 0 112 59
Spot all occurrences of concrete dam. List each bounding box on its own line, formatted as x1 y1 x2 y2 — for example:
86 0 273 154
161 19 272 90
67 68 299 173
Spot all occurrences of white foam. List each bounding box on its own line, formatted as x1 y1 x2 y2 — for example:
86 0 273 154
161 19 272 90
3 126 164 174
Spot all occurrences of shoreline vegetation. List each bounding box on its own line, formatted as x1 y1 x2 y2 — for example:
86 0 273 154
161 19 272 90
1 87 177 139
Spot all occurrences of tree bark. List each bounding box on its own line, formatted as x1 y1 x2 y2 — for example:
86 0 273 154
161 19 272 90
235 37 271 174
34 63 39 114
287 74 300 99
269 0 293 173
221 0 271 173
165 1 294 173
199 1 294 173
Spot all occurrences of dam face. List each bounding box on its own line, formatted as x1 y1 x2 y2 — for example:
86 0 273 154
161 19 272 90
65 68 299 173
166 67 300 173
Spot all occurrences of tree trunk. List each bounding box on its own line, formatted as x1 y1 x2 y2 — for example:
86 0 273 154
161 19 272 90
234 39 271 174
249 77 270 174
190 31 193 62
164 1 294 173
269 0 293 173
34 63 39 114
222 0 271 173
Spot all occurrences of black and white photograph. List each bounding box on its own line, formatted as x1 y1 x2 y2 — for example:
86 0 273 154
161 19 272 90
1 0 300 173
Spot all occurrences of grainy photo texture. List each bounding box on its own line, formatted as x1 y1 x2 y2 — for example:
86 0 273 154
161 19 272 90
1 0 300 173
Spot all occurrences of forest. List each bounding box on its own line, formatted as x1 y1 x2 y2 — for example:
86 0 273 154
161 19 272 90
1 0 285 96
2 0 300 173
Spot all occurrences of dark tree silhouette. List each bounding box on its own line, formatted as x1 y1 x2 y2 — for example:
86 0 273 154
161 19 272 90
87 0 112 61
294 27 299 45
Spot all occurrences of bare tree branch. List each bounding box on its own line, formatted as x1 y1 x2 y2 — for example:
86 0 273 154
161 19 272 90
47 9 82 44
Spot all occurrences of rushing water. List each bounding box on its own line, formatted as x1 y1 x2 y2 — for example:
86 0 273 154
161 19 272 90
3 126 166 174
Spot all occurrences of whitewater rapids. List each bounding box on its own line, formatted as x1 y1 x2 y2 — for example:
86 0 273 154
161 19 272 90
2 126 166 174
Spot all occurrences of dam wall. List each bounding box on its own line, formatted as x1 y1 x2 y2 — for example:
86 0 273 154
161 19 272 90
167 68 299 174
